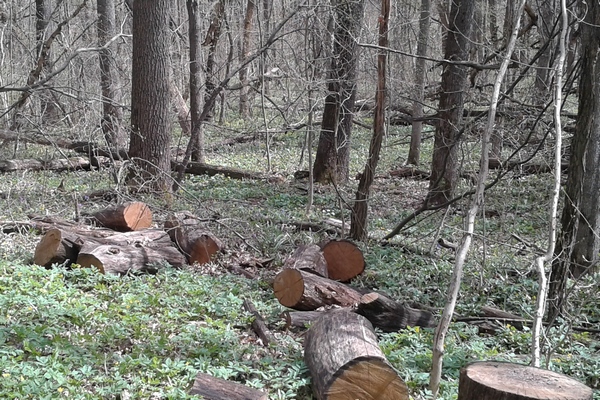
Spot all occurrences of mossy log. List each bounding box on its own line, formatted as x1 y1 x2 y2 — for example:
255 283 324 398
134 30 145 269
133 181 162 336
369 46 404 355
189 372 268 400
164 212 222 265
283 244 328 277
320 239 365 281
91 201 152 231
304 310 408 400
355 292 437 331
458 361 593 400
273 268 362 311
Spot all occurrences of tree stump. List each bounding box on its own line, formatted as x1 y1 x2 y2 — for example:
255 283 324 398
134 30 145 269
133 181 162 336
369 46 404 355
273 268 362 311
283 244 328 277
355 292 437 331
189 372 267 400
304 310 408 400
458 361 593 400
321 239 365 281
164 212 222 265
91 201 152 231
33 228 82 267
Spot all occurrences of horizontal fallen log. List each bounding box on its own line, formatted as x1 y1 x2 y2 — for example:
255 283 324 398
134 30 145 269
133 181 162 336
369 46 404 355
283 244 328 277
282 310 324 330
304 310 409 400
90 201 153 232
0 157 103 173
189 372 268 400
173 161 284 183
164 212 222 265
355 292 437 331
243 298 272 346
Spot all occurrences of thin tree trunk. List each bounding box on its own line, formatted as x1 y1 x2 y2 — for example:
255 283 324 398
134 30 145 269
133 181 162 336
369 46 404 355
531 0 567 368
407 0 431 166
429 1 526 397
187 0 205 162
349 0 389 241
203 0 224 123
239 0 256 118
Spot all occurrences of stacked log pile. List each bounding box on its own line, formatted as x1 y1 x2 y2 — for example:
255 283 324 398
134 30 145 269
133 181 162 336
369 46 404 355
31 202 221 274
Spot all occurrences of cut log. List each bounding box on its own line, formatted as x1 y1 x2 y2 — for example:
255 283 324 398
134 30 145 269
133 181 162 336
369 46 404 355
458 361 593 400
189 372 268 400
282 310 324 330
283 244 328 277
76 230 186 274
304 310 409 400
164 212 222 265
0 157 93 173
355 292 437 331
320 239 365 282
273 268 362 311
174 161 284 183
481 306 525 330
33 228 82 267
91 202 152 231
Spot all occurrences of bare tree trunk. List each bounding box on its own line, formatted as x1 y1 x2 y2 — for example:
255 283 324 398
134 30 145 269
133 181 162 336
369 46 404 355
97 0 126 151
534 0 557 104
203 0 225 122
429 1 526 396
187 0 205 162
427 0 475 206
549 0 600 319
128 0 173 193
35 0 59 123
531 0 567 368
312 0 365 184
349 0 389 241
407 0 431 166
239 0 256 118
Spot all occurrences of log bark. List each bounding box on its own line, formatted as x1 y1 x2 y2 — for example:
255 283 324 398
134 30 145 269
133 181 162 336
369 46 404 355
458 361 593 400
304 310 409 400
273 268 362 311
355 292 437 331
0 157 96 172
91 202 152 231
242 298 272 346
321 239 365 282
283 244 328 277
174 161 284 183
76 229 186 274
189 372 267 400
282 310 324 330
164 212 222 265
33 228 82 267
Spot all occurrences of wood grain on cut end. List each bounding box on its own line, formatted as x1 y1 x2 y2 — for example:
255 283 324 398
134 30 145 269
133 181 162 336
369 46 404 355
458 361 593 400
273 268 304 308
321 239 365 281
188 235 221 265
122 202 152 231
33 228 62 266
77 253 105 274
327 359 409 400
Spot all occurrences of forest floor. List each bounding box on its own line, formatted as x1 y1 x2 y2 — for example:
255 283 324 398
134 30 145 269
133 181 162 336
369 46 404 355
0 122 599 399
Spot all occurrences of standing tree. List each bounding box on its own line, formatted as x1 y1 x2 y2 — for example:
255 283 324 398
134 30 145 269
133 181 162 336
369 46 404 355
426 0 475 205
239 0 256 118
97 0 126 150
549 0 600 319
128 0 172 193
187 0 205 162
203 0 225 122
312 0 365 184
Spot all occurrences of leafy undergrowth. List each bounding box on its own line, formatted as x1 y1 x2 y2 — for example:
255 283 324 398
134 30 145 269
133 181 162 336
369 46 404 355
0 125 599 399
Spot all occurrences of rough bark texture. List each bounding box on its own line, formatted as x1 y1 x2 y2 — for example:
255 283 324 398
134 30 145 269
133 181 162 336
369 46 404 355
129 0 172 192
187 0 205 162
189 372 267 400
550 0 600 318
202 0 224 122
427 0 475 205
272 268 362 311
239 0 255 118
0 157 99 173
312 0 365 183
91 202 153 232
283 244 328 277
457 362 592 400
350 0 389 241
164 212 222 265
304 310 408 400
355 292 437 331
97 0 126 150
321 239 365 282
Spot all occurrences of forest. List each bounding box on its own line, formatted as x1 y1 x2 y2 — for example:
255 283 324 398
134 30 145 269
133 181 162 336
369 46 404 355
0 0 599 398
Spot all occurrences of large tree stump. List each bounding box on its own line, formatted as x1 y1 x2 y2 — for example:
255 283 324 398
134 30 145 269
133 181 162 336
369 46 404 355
283 244 328 277
304 310 408 400
458 361 593 400
76 230 186 274
355 292 437 331
273 268 362 311
321 239 365 281
189 372 267 400
164 212 222 265
91 202 152 231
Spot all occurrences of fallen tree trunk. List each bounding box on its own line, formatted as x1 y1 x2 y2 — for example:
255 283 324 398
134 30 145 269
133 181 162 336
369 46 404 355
320 239 365 282
174 161 284 183
458 361 592 400
0 157 101 173
304 310 408 400
189 372 268 400
164 212 222 265
282 310 324 330
90 202 153 232
243 298 272 346
283 244 328 277
273 268 362 311
33 228 82 267
355 292 437 331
